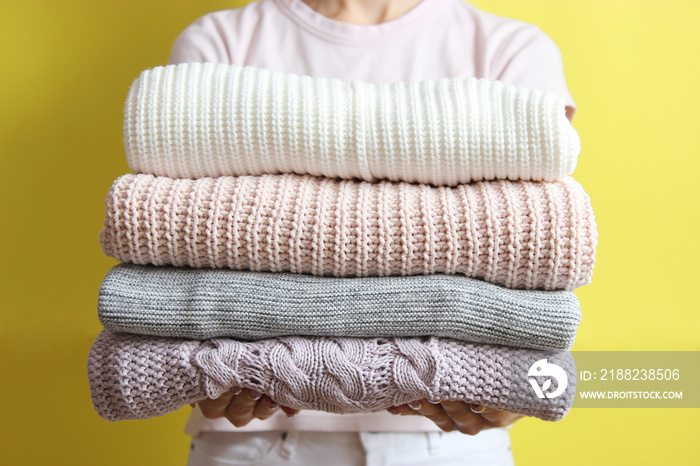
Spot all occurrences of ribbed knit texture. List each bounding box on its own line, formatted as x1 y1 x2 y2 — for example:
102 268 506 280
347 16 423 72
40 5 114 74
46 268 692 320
124 63 580 185
100 173 597 290
99 264 581 349
88 330 576 422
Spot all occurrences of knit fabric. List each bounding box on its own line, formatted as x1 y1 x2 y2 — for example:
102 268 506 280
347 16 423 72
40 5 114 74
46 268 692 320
87 330 576 422
99 263 581 349
100 173 597 290
124 63 580 185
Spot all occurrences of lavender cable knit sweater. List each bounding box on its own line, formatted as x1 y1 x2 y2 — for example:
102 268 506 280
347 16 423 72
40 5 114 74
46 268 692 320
88 330 576 422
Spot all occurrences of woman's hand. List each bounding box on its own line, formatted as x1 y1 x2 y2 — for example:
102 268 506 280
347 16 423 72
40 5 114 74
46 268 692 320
387 400 523 435
193 388 300 427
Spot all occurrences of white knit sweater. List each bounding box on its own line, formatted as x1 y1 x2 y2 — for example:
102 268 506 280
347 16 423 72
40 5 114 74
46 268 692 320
124 63 580 185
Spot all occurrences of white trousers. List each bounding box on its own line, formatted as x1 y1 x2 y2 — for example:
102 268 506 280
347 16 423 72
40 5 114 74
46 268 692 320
187 429 514 466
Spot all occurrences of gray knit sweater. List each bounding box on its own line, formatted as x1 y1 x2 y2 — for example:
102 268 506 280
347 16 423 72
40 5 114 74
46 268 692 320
98 264 581 350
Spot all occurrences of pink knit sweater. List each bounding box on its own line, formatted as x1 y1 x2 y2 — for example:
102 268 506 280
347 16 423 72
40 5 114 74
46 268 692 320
100 173 597 290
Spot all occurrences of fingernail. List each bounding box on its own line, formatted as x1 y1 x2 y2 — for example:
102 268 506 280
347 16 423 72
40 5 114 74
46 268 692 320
230 387 243 396
280 406 299 418
408 401 422 410
387 406 402 415
428 398 442 405
470 404 486 414
247 390 262 400
267 400 279 410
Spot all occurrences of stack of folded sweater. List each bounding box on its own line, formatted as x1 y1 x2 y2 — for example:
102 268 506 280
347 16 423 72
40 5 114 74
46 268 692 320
88 63 597 422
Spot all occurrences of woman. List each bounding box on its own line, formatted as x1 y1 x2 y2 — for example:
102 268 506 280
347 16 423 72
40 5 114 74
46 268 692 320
170 1 576 464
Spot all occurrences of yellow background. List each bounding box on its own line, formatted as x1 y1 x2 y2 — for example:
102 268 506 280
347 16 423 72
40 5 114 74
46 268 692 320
1 0 698 464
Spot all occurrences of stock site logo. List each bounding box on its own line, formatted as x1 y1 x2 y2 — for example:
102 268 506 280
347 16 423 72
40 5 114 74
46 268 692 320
528 359 568 399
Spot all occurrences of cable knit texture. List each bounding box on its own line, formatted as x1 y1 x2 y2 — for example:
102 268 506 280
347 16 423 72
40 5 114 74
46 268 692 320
87 330 576 422
124 63 580 185
100 173 597 290
99 264 581 349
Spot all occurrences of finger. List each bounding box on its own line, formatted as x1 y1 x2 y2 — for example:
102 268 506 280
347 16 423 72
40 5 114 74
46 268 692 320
407 399 457 432
197 390 237 419
387 404 420 416
440 401 489 435
478 407 524 428
224 389 263 427
253 395 280 421
191 386 240 409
